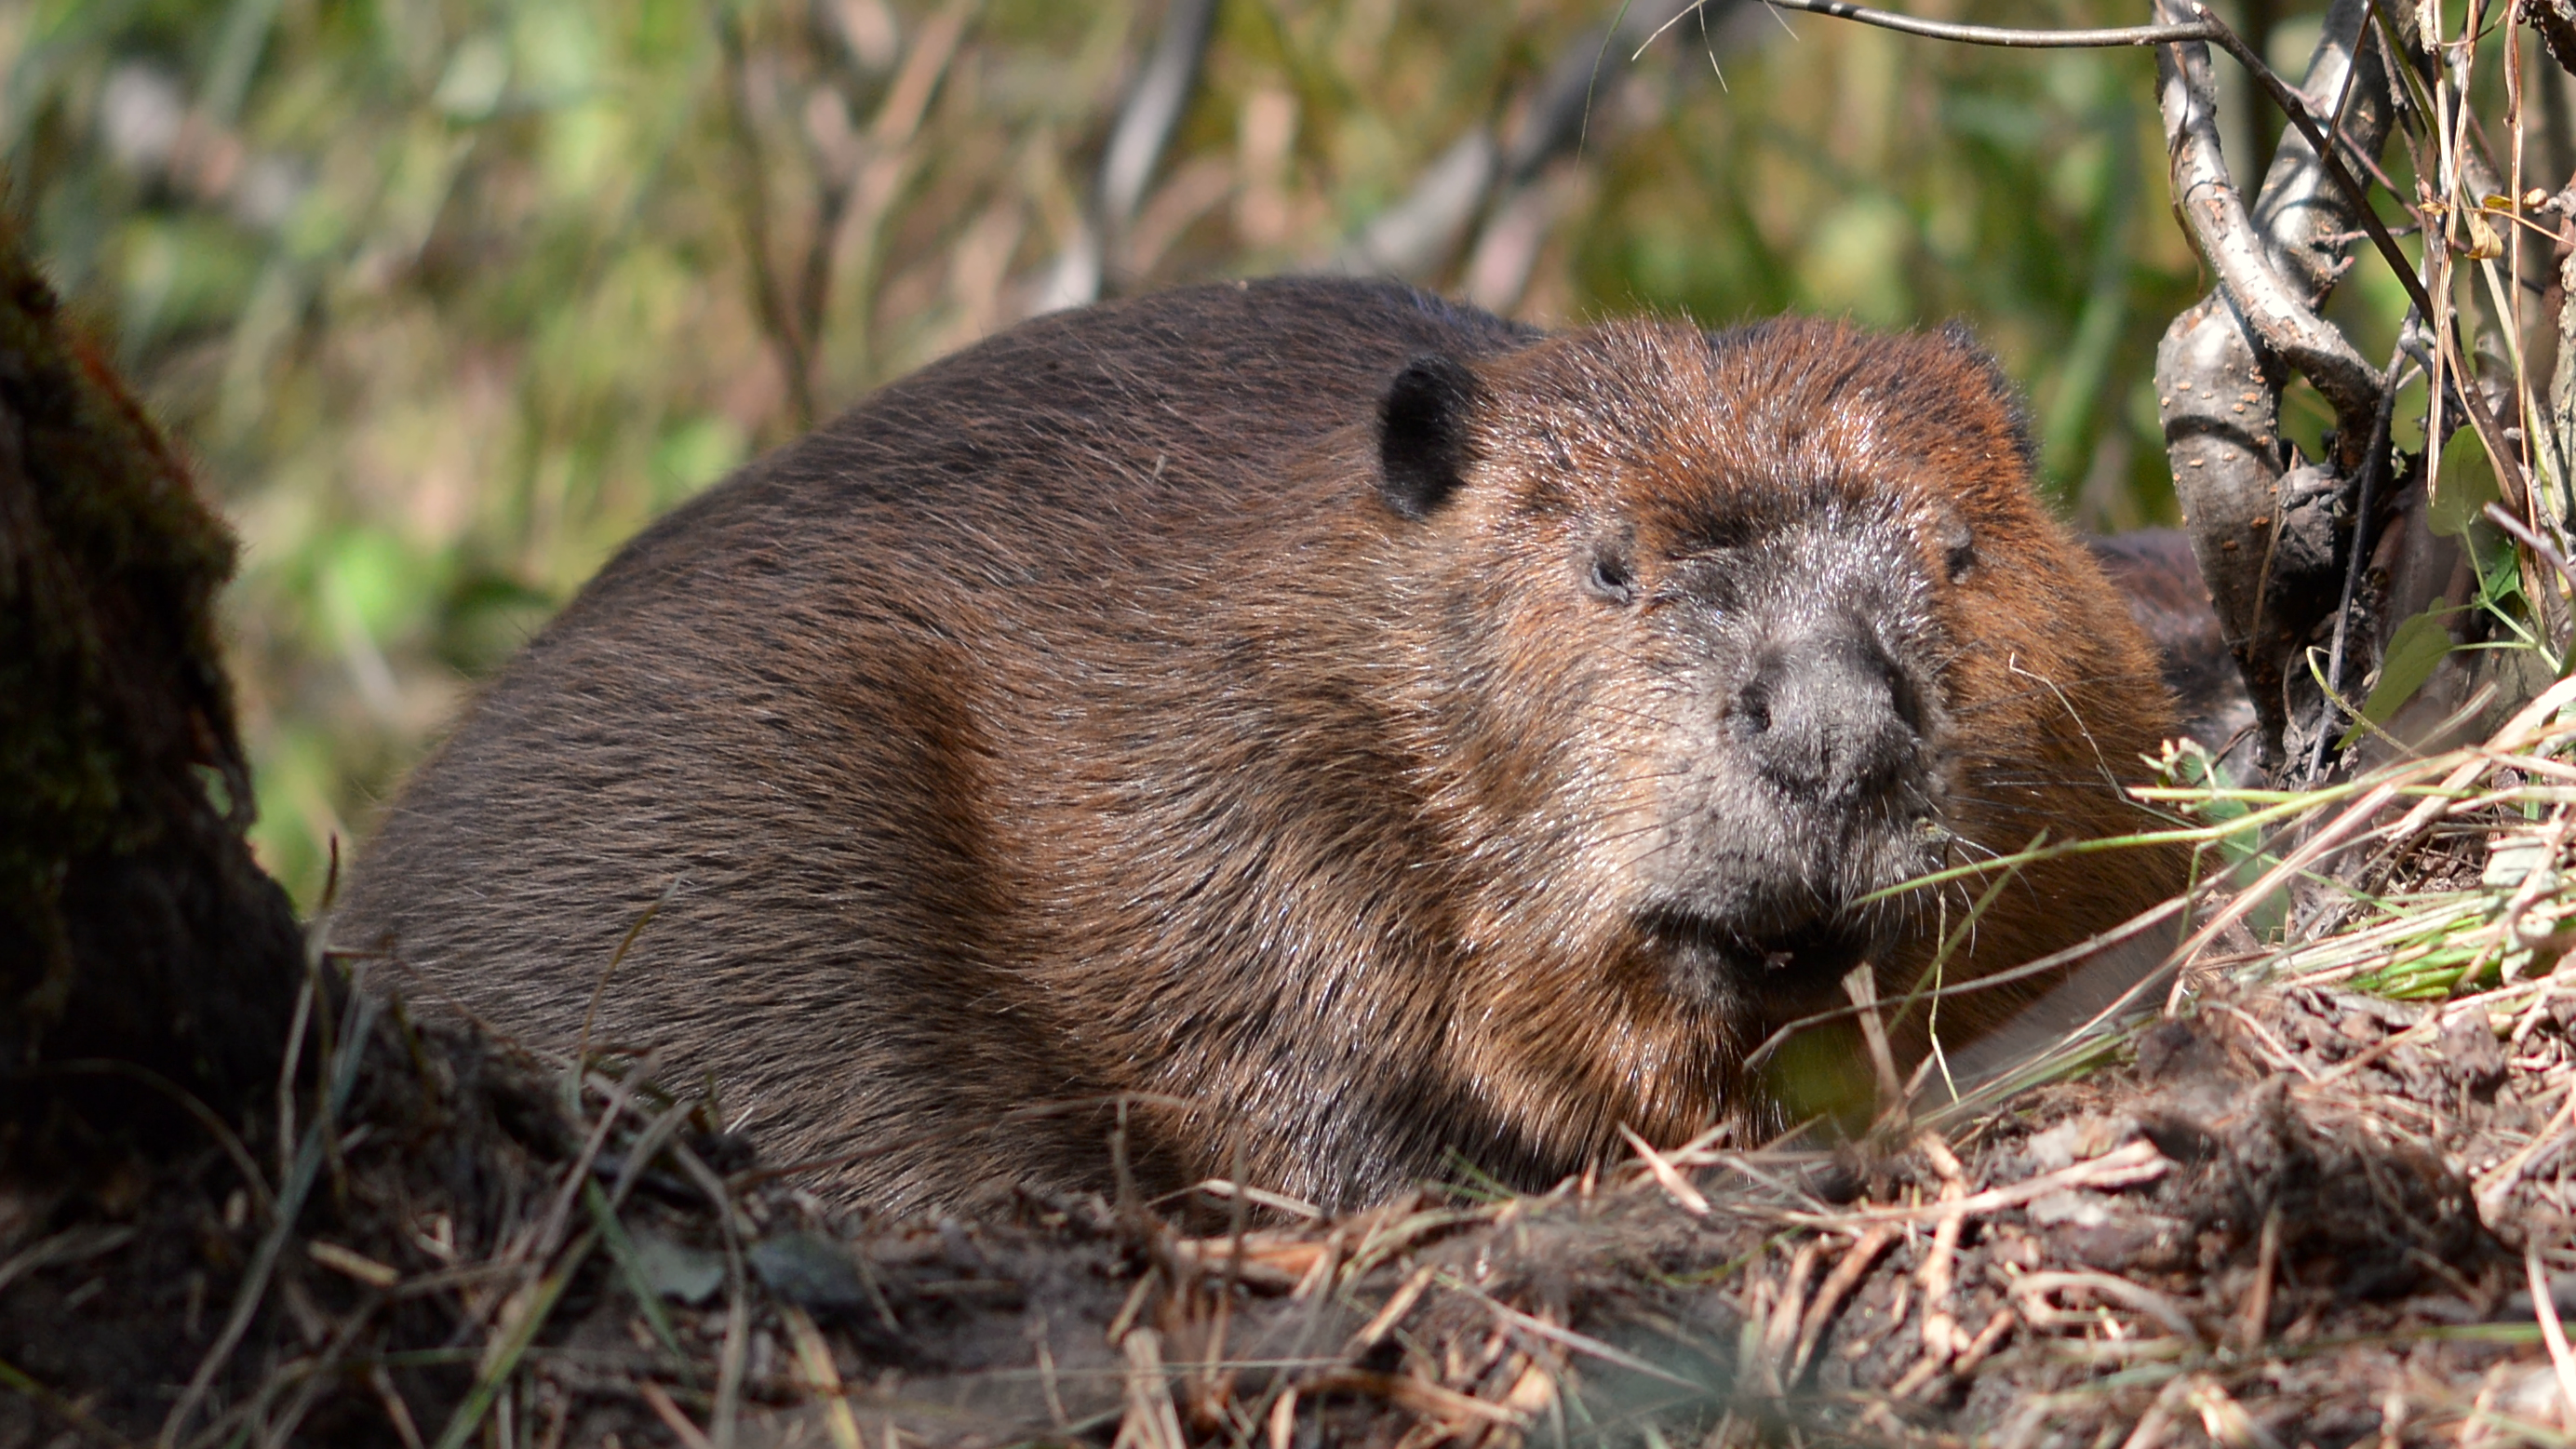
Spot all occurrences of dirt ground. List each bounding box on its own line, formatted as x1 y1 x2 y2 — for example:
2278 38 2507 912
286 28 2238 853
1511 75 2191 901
17 680 2576 1449
4 937 2574 1449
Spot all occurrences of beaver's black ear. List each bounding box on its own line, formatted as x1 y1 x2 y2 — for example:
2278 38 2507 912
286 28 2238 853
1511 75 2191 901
1377 353 1482 521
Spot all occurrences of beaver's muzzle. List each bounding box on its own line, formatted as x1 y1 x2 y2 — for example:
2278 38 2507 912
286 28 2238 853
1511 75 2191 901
1728 622 1924 807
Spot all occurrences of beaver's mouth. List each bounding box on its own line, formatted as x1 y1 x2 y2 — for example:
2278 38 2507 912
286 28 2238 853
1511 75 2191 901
1638 907 1880 1012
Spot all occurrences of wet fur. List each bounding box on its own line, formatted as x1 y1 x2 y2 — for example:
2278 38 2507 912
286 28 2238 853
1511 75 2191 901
337 278 2187 1213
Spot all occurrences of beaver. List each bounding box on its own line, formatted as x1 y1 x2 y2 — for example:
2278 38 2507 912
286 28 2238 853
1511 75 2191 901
336 276 2188 1214
2087 529 2254 760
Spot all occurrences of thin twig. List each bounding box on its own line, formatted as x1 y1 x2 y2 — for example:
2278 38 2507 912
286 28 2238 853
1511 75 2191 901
0 1227 136 1301
2313 338 2420 779
1780 1140 2172 1227
1719 0 2435 329
1617 1124 1712 1215
2487 501 2576 597
2531 1243 2576 1419
1693 0 2208 49
0 1354 140 1449
667 1140 750 1449
160 977 380 1448
2012 1270 2202 1340
637 1379 715 1449
716 7 817 430
31 1061 272 1219
1744 892 2199 1069
1788 1226 1898 1384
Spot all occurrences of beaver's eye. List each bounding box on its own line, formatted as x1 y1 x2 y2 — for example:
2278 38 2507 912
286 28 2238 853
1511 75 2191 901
1583 550 1637 606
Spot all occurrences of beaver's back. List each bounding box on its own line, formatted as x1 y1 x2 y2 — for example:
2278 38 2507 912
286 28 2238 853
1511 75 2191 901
340 280 2187 1214
337 278 1531 1205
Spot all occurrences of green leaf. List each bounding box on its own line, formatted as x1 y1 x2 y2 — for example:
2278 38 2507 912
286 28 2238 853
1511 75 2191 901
2341 606 2459 745
2478 530 2527 610
2428 426 2497 538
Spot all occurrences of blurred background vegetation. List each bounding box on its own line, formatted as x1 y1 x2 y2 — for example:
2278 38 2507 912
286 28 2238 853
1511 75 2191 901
4 0 2417 908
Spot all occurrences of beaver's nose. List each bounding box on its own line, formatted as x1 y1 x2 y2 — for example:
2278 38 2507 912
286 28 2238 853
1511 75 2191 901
1730 628 1919 802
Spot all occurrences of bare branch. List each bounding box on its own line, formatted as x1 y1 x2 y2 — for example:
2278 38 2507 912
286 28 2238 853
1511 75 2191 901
2153 50 2369 420
2488 499 2576 595
1752 0 2436 331
2158 0 2385 431
1337 0 1699 288
2153 0 2399 771
2312 334 2416 778
1335 131 1502 281
2442 143 2545 525
1709 0 2209 49
1037 0 1218 312
2533 0 2576 81
717 8 819 431
1101 0 1217 228
2196 2 2441 326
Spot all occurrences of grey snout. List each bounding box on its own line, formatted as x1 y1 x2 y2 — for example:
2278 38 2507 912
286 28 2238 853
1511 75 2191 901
1731 629 1919 802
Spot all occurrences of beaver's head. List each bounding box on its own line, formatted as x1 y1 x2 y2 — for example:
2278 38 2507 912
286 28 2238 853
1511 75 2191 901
1370 318 2178 1083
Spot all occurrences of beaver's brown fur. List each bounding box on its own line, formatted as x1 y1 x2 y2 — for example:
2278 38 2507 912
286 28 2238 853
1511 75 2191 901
336 277 2187 1213
2088 529 2254 758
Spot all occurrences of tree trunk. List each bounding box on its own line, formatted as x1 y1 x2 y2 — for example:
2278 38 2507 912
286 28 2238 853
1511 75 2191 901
0 223 302 1136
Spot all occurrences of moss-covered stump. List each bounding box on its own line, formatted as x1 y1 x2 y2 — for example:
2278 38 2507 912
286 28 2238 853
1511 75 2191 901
0 222 302 1137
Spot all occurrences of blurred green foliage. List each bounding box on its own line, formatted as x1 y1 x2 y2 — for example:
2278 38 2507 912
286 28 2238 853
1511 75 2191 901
6 0 2260 908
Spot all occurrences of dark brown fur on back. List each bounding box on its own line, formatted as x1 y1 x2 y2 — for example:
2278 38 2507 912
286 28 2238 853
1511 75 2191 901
2088 528 2255 756
338 278 2188 1213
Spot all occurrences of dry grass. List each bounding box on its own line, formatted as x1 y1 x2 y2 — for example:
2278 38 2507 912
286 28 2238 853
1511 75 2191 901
15 674 2576 1445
